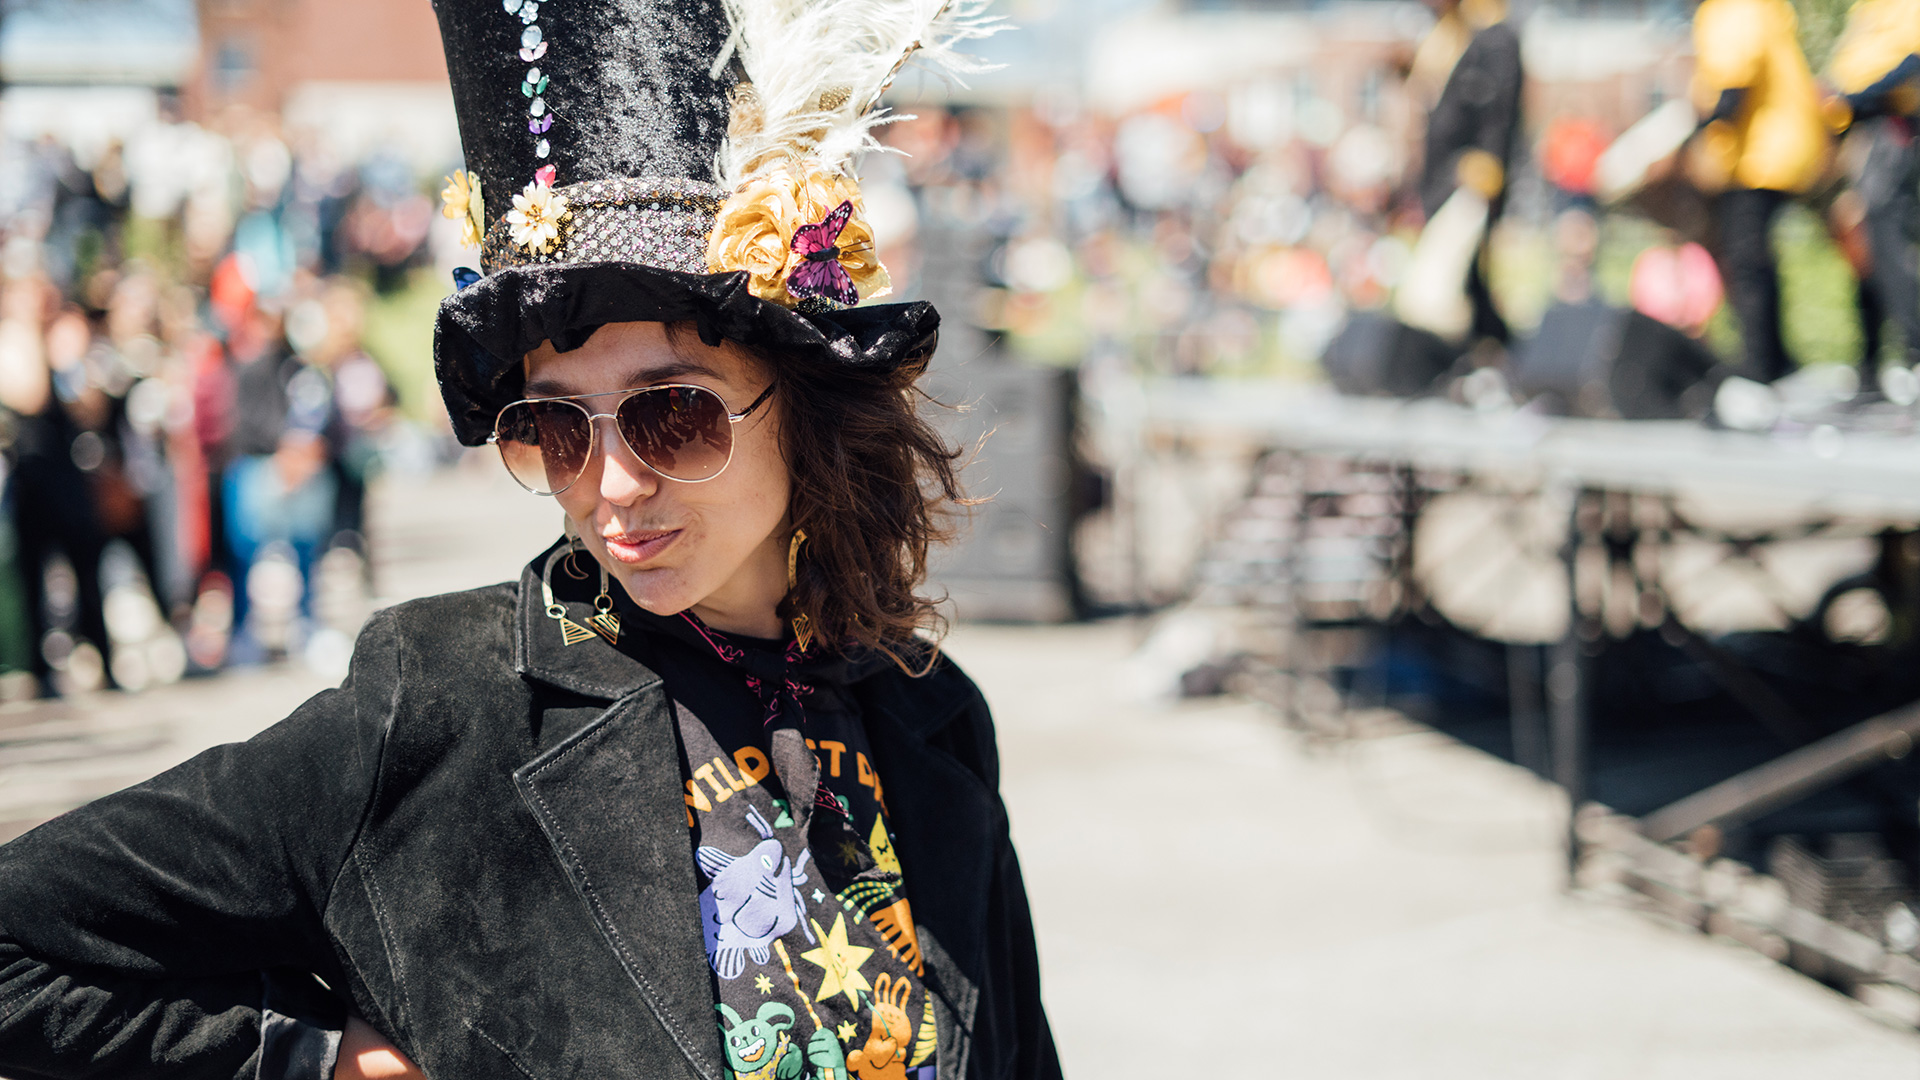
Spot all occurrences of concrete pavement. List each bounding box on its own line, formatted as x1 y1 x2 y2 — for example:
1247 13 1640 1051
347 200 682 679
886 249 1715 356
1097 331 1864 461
952 622 1920 1077
4 460 1917 1075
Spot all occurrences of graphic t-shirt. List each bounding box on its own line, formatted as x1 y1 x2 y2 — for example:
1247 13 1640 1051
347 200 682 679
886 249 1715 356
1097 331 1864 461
619 605 937 1080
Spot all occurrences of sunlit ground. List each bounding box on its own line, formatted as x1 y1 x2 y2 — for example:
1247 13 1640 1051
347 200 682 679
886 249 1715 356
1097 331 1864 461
951 622 1920 1078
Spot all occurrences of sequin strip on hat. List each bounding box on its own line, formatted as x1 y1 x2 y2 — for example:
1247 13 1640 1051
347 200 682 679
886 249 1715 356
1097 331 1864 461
481 175 723 272
504 0 554 160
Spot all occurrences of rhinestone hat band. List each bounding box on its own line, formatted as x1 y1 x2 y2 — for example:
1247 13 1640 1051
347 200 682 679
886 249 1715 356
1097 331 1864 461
480 176 726 274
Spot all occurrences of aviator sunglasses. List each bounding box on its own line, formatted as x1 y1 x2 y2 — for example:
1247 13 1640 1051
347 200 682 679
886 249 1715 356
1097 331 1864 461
490 382 775 495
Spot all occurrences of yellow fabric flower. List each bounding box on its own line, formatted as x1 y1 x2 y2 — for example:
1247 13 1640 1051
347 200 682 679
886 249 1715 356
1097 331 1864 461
440 171 485 249
706 163 891 307
507 180 569 253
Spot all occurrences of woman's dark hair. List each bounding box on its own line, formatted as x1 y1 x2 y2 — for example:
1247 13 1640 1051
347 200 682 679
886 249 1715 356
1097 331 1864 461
672 323 966 672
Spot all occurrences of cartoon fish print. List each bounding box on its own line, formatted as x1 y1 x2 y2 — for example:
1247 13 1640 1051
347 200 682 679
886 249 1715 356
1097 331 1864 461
699 805 815 980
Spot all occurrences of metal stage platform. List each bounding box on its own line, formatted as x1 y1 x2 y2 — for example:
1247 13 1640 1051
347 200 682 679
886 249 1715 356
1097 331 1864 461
1139 380 1920 1020
1146 380 1920 517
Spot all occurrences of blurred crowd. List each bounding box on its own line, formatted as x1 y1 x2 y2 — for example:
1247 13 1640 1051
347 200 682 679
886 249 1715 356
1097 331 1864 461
875 5 1521 384
0 111 449 698
10 0 1920 694
874 0 1920 417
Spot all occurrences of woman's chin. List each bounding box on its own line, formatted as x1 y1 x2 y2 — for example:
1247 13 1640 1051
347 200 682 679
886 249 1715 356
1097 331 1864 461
612 567 703 618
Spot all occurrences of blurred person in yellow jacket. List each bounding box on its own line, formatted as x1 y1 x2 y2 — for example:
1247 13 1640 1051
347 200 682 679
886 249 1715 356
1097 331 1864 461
1691 0 1832 382
1827 0 1920 390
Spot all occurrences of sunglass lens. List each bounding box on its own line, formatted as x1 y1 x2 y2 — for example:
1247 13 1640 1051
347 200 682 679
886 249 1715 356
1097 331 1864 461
616 385 733 481
496 400 591 494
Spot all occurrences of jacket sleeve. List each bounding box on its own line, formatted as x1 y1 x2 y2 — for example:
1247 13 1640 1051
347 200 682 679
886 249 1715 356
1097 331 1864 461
984 817 1063 1080
942 690 1063 1080
0 610 402 1080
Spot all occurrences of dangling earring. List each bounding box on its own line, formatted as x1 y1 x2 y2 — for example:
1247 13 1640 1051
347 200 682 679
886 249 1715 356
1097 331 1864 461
787 529 814 652
542 543 597 646
560 518 590 581
587 563 621 644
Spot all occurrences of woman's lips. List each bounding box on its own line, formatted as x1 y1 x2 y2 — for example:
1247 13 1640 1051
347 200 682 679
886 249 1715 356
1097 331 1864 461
602 528 681 564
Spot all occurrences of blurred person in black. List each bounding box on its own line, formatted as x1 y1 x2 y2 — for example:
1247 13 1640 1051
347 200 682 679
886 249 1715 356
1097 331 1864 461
0 282 114 695
82 270 174 607
1826 0 1920 390
1411 0 1524 346
39 140 130 299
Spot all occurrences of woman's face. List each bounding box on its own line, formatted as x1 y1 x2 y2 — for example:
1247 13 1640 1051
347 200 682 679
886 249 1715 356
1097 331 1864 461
524 321 791 637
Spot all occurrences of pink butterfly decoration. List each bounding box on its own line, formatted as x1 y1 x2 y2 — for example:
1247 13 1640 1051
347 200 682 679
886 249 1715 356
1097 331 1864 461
534 164 557 187
786 200 859 306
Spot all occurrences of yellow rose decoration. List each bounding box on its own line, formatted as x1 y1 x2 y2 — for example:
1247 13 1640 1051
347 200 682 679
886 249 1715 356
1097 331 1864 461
440 170 485 249
706 163 891 308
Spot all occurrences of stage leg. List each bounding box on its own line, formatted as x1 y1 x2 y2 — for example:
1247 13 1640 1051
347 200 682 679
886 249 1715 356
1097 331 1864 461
1551 488 1597 885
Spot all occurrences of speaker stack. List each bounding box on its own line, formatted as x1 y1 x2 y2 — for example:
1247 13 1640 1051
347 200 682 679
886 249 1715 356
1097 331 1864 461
1319 312 1461 398
921 359 1081 622
1512 302 1719 420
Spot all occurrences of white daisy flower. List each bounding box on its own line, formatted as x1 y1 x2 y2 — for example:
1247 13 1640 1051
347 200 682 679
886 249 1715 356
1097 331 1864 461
508 180 568 253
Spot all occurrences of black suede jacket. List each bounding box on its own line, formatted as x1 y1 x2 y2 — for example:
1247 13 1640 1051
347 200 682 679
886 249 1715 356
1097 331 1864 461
0 559 1061 1080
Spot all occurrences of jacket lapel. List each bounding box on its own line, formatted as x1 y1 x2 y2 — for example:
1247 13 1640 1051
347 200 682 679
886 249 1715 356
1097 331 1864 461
514 689 725 1080
510 555 727 1080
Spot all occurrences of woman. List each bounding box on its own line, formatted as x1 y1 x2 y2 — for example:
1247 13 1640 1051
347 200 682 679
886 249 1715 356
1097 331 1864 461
0 1 1059 1078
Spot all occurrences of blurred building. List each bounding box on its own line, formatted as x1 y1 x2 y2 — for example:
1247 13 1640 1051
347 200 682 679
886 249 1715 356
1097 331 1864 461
188 0 456 169
0 0 200 165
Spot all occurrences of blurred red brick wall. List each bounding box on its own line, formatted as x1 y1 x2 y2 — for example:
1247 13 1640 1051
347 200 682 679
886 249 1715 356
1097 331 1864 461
189 0 447 122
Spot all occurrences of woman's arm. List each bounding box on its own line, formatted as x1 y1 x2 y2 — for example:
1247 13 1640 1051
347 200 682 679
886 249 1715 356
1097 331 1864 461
0 612 403 1080
986 824 1064 1080
935 680 1064 1080
335 1018 422 1080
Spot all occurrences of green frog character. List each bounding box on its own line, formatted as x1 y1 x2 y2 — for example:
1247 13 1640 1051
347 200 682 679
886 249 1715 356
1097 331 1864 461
716 1003 848 1079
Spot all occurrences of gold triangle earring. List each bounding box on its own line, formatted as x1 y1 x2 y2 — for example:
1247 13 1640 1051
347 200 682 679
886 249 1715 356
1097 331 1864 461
587 563 621 644
787 529 814 652
542 543 597 646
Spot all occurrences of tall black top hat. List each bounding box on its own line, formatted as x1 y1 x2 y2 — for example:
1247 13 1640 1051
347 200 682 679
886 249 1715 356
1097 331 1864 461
428 0 995 446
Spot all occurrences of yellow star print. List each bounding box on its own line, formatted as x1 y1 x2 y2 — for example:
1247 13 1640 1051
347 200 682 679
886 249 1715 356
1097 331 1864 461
798 913 875 1010
754 973 774 995
836 1020 859 1043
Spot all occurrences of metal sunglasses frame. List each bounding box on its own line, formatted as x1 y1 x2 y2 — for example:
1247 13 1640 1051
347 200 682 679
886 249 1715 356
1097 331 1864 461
488 381 776 495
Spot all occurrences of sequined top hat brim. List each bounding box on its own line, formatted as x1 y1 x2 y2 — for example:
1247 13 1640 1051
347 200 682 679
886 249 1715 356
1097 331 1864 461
435 261 939 446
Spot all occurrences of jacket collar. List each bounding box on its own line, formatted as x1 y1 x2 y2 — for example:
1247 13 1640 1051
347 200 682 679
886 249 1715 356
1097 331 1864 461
511 541 972 741
513 544 660 701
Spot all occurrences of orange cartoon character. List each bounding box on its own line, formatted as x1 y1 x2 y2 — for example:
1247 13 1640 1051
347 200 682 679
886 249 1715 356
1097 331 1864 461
846 973 914 1080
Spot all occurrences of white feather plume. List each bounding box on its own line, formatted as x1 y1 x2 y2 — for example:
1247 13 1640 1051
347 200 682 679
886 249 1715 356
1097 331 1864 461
712 0 1001 191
